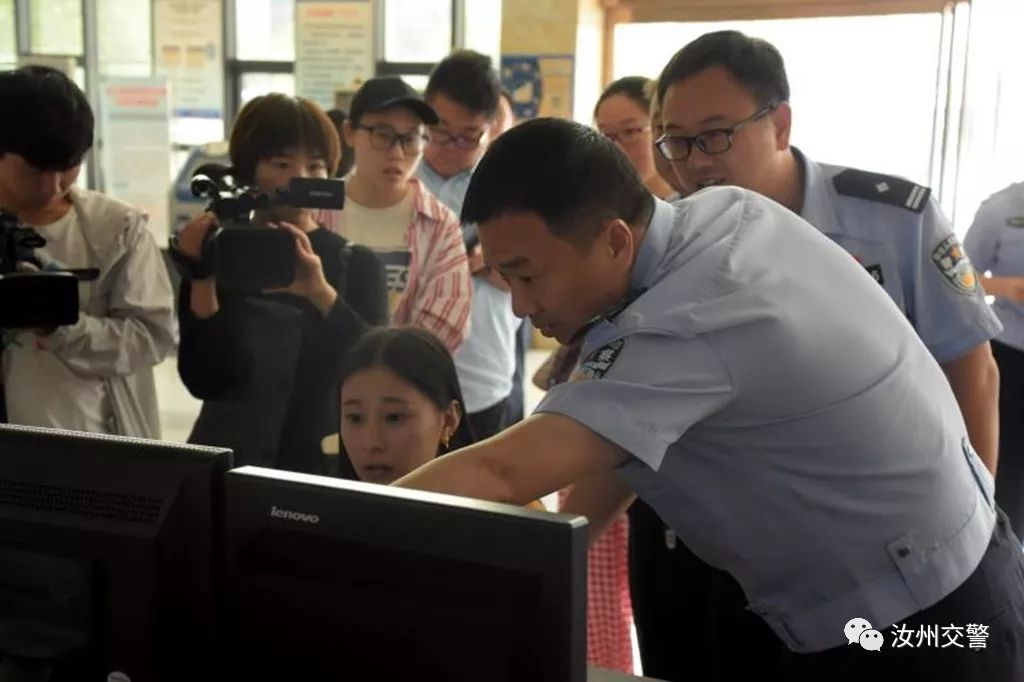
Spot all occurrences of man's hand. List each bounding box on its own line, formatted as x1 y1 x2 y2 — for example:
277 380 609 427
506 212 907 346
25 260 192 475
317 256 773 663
264 222 337 316
982 275 1024 304
393 413 630 506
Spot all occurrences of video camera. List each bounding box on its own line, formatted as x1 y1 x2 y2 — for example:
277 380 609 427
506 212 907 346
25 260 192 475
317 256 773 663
0 211 97 329
185 164 345 291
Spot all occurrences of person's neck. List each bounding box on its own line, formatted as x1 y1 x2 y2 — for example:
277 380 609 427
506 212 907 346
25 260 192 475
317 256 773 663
346 174 409 209
19 194 73 227
426 159 472 183
767 149 804 215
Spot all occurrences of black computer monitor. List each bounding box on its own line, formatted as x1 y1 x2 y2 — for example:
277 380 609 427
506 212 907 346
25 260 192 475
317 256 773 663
0 425 232 682
222 466 588 681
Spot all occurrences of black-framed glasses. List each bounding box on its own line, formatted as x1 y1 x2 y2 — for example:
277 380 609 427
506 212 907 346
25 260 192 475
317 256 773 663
429 127 488 151
655 104 777 161
602 125 651 145
356 124 429 155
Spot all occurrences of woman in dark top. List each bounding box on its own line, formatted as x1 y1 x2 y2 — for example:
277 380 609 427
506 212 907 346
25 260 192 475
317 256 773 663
172 93 388 473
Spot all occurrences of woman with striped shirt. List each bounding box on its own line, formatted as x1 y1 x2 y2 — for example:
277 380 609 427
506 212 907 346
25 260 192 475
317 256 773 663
324 77 472 352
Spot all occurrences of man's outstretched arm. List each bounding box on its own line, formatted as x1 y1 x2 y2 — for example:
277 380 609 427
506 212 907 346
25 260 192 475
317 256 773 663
393 413 629 505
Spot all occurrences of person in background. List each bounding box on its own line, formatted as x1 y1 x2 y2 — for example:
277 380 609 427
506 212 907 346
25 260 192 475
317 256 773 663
173 93 388 474
965 181 1024 542
326 109 357 178
332 76 471 353
595 77 675 201
0 66 175 438
494 88 517 137
418 51 521 440
338 326 474 484
496 85 533 428
541 345 634 674
639 29 1004 680
646 79 686 201
619 78 692 682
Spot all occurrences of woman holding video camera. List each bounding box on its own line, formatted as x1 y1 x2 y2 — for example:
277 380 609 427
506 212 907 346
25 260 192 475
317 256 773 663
171 93 388 474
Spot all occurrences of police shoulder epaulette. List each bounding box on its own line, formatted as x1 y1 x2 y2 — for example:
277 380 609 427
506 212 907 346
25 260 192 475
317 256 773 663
832 168 931 214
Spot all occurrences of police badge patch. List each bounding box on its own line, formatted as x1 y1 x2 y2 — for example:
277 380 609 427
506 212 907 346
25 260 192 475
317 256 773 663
574 339 625 381
930 235 979 295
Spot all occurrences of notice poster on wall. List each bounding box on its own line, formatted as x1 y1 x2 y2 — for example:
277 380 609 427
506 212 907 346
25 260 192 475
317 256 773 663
99 77 172 241
295 0 374 111
501 54 574 121
153 0 224 119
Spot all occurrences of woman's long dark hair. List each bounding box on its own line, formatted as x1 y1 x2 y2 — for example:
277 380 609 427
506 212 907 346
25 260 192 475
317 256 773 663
339 327 475 453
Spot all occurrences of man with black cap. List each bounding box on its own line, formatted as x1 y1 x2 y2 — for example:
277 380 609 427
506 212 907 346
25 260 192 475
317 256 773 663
334 76 472 352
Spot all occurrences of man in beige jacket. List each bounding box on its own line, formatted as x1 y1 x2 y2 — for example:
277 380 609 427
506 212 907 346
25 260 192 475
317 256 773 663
0 66 175 438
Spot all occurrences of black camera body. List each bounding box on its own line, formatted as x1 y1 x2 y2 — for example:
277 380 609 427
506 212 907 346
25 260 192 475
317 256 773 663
189 165 345 291
0 211 96 329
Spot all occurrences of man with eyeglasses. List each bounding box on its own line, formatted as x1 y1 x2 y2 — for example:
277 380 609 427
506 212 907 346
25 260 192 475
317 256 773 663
417 51 524 442
394 117 1024 682
624 30 1005 681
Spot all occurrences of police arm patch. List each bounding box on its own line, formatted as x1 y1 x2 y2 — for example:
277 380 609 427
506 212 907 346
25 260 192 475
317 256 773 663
930 235 980 295
573 339 626 381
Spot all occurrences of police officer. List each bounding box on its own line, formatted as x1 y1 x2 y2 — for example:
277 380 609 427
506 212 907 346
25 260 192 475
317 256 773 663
965 182 1024 542
394 117 1024 682
656 31 1001 471
623 31 1007 680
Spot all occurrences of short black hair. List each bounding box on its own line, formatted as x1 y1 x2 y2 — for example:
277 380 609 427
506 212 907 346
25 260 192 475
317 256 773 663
0 66 94 170
461 118 654 244
594 76 653 119
425 50 501 120
229 93 340 185
657 31 790 108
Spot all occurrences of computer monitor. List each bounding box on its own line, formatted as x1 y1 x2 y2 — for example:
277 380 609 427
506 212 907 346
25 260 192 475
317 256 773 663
222 466 588 681
0 425 232 682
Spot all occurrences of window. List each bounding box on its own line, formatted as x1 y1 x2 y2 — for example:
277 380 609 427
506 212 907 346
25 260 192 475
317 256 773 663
235 0 295 61
383 0 452 64
463 0 502 67
614 13 944 186
0 0 15 64
98 0 152 76
240 71 296 104
30 0 83 55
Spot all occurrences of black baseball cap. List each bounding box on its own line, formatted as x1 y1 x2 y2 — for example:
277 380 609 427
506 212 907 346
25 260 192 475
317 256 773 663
349 77 439 126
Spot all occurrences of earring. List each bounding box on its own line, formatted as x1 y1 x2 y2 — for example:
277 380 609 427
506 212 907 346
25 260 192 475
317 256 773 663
441 433 451 450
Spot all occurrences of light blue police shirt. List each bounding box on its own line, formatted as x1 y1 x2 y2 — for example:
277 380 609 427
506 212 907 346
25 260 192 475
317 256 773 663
416 162 520 413
797 149 1002 363
964 181 1024 353
537 189 997 653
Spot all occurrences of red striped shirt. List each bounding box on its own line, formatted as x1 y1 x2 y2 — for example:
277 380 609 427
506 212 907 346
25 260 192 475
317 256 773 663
318 179 472 352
